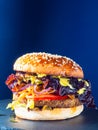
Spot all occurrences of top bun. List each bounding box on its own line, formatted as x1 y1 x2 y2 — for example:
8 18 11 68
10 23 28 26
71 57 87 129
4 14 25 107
14 52 84 78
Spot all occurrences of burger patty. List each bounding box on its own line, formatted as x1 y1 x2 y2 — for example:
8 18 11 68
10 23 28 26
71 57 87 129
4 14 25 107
34 98 82 108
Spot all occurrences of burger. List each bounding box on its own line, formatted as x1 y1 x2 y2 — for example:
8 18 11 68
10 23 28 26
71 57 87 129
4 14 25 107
5 52 96 120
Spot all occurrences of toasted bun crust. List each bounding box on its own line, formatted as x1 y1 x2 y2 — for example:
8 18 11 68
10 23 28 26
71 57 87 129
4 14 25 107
15 105 84 120
14 52 84 78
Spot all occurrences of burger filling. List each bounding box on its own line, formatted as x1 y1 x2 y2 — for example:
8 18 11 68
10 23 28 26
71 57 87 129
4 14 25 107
5 72 96 110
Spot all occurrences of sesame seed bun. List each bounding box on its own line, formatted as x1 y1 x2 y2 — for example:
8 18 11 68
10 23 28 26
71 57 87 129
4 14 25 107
14 52 84 78
15 105 84 120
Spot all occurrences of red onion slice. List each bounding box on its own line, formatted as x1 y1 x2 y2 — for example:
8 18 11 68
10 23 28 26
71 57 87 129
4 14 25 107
33 84 55 94
19 84 32 91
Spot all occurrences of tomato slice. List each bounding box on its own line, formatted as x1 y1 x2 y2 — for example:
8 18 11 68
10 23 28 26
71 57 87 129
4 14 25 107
33 94 68 100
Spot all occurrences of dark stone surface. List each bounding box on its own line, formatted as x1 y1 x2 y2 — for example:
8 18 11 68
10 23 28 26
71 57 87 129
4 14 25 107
0 99 98 130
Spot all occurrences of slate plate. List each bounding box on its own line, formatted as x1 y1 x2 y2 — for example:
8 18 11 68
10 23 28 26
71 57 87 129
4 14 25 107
0 99 98 130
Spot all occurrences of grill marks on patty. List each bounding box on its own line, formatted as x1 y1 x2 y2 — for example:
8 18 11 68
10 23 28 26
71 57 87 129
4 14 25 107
34 98 82 108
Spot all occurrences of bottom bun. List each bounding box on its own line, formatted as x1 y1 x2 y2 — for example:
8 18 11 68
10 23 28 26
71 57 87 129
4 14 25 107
15 105 84 120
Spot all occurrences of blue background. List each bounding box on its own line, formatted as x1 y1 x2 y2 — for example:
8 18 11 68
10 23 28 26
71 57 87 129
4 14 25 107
0 0 98 106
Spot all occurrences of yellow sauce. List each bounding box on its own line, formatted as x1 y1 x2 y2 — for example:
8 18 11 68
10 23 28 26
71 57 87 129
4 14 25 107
71 107 76 114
